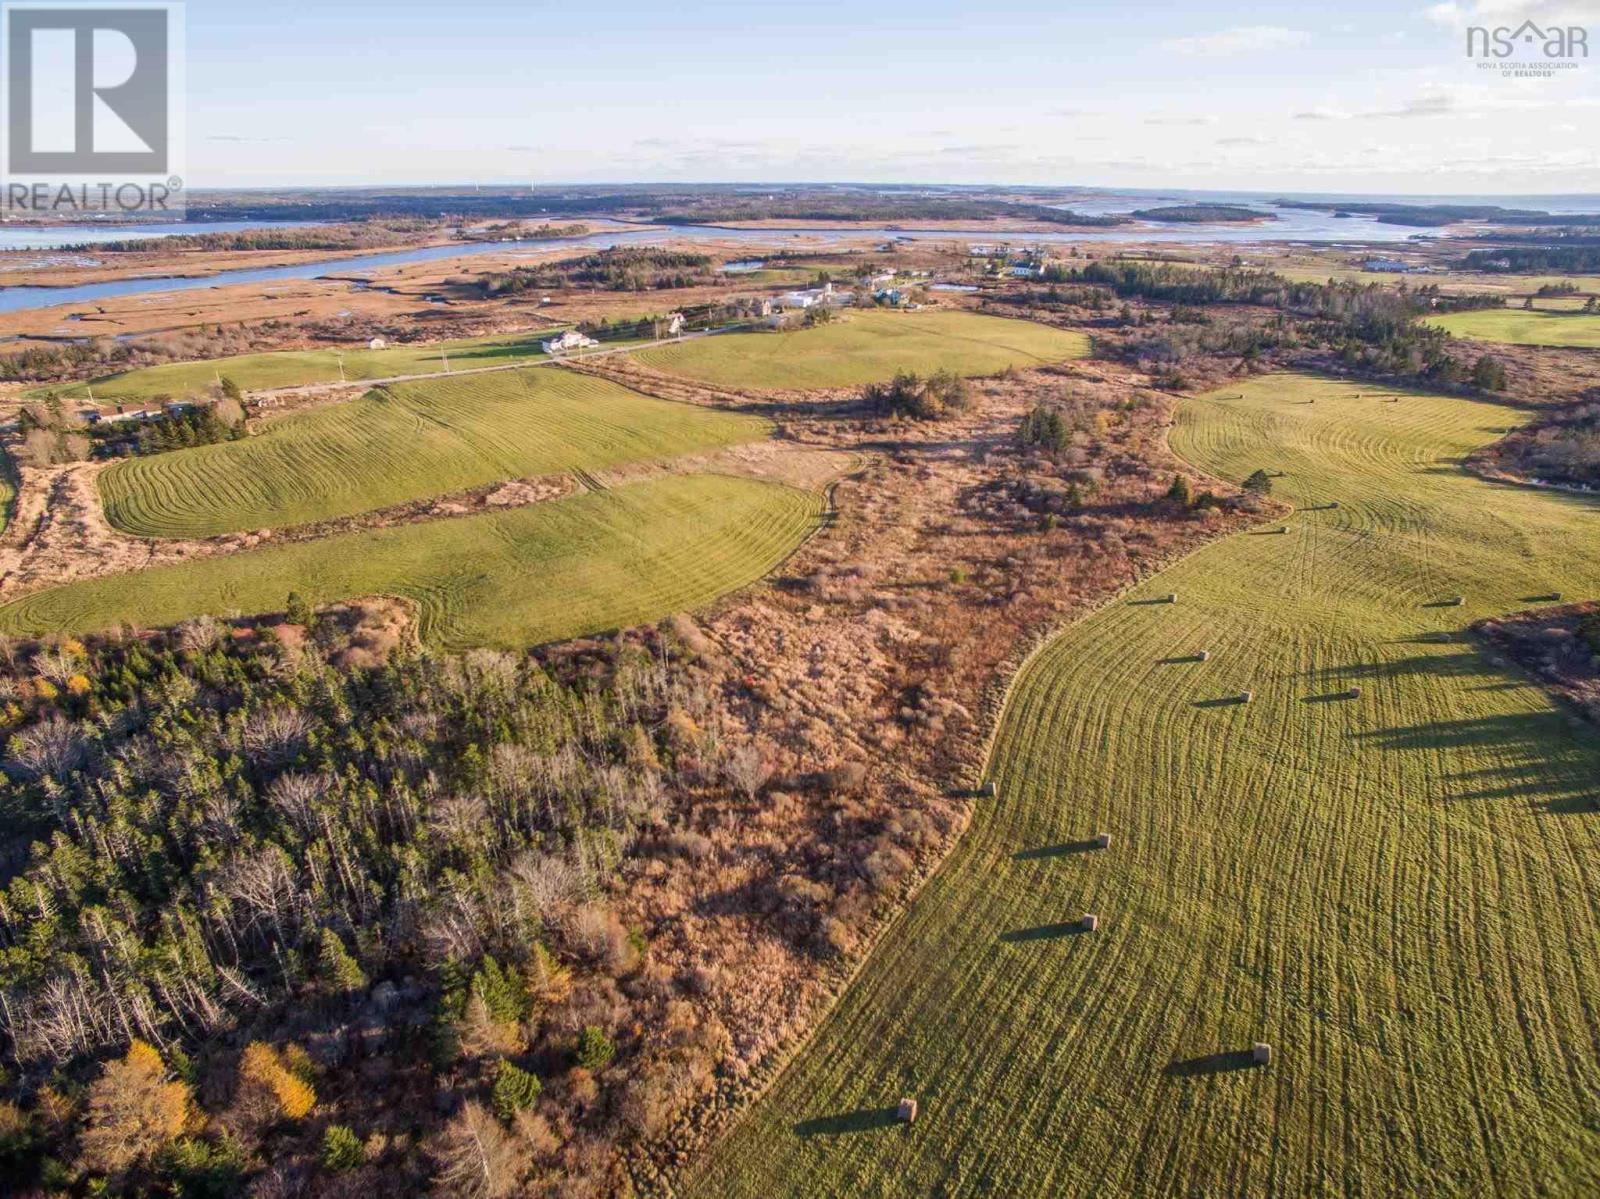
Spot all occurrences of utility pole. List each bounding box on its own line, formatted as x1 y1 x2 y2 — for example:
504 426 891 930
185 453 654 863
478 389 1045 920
337 353 346 383
442 348 451 374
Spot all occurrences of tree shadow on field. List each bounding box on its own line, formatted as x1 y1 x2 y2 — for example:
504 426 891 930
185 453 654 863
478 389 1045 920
1193 695 1249 708
999 922 1091 943
1163 1050 1261 1077
794 1106 903 1138
1013 839 1099 860
1355 710 1571 754
1357 710 1598 810
1310 652 1483 684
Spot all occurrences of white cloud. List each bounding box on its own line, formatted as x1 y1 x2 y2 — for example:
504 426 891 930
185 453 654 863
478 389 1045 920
1144 115 1218 126
1159 25 1310 57
1424 0 1600 27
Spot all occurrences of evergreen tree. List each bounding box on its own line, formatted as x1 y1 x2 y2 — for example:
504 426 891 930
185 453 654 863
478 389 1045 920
575 1025 615 1071
490 1059 543 1123
317 928 367 992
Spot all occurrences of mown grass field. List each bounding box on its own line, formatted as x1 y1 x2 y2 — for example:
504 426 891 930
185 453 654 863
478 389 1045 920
98 369 767 538
47 330 568 402
634 310 1088 389
2 474 821 650
1426 307 1600 348
691 374 1600 1197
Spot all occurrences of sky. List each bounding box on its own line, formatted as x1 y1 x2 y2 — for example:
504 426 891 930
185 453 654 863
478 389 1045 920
181 0 1600 194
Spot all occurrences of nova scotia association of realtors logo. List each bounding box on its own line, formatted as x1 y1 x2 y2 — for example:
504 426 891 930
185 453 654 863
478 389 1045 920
1468 18 1588 77
1 1 185 215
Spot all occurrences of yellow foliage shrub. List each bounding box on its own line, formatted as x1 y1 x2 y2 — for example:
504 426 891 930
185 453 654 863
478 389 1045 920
241 1041 316 1119
67 674 92 696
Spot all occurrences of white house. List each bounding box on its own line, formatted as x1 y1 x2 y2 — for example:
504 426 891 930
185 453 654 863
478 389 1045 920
367 337 387 350
542 330 599 354
774 290 818 310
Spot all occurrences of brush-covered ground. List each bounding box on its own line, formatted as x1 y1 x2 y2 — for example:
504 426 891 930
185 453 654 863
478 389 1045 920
690 372 1600 1198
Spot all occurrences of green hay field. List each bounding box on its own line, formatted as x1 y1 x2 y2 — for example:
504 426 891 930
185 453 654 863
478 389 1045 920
97 368 766 538
0 474 820 650
634 310 1088 389
691 373 1600 1197
1426 307 1600 348
47 330 572 403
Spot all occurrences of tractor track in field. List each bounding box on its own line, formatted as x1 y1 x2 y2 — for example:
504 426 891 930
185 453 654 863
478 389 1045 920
687 373 1600 1199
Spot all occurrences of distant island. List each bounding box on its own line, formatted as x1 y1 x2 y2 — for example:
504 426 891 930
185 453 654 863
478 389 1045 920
1132 205 1273 223
1274 200 1600 228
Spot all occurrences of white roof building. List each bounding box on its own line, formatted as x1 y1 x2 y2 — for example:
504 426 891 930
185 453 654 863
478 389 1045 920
542 330 599 354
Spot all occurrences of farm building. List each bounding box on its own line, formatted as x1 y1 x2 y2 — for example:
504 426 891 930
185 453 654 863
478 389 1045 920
542 330 600 354
367 337 387 350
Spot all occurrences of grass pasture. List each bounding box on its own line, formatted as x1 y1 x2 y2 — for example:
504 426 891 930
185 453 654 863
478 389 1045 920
1426 307 1600 348
97 368 766 538
1 474 821 650
691 374 1600 1197
47 330 569 402
634 310 1088 389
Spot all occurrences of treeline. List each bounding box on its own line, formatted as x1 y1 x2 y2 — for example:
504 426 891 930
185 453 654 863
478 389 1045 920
484 249 716 296
85 401 245 458
1132 206 1269 223
1022 261 1508 389
1274 201 1570 227
67 220 437 254
1460 244 1600 273
0 622 737 1194
653 198 1127 227
0 339 137 385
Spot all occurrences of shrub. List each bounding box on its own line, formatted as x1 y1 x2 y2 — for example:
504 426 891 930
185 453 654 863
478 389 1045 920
241 1042 316 1120
490 1059 543 1123
320 1124 364 1172
574 1025 615 1072
863 369 971 420
1018 404 1072 453
155 1136 246 1198
1472 354 1507 392
1165 474 1195 509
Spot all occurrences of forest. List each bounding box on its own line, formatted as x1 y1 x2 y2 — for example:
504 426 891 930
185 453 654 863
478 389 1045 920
0 619 746 1196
